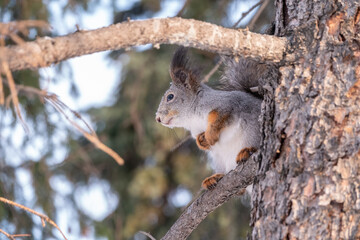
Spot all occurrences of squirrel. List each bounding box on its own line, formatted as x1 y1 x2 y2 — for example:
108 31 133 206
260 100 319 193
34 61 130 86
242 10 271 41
156 47 267 190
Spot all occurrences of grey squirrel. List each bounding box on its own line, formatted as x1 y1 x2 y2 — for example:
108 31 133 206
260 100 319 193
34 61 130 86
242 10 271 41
156 47 266 190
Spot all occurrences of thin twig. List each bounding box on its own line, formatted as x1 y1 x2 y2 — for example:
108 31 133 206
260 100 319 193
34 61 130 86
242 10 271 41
12 234 31 238
139 231 157 240
0 197 67 240
8 83 123 164
49 95 96 135
201 1 264 83
9 33 25 45
233 0 264 28
0 73 4 105
0 20 50 37
176 0 191 17
1 61 29 132
171 135 192 152
201 59 223 83
8 83 124 165
16 84 47 97
0 35 4 46
247 0 271 30
44 95 124 165
0 229 16 240
0 35 3 105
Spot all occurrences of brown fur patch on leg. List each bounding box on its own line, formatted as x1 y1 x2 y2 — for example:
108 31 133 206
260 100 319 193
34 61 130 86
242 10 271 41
236 147 257 164
201 173 224 190
204 110 230 146
207 110 219 124
196 132 210 150
236 188 246 196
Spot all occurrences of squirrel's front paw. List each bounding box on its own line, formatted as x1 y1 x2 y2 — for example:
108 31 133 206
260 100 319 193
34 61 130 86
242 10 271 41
201 173 224 190
236 147 257 164
196 132 210 150
204 130 219 146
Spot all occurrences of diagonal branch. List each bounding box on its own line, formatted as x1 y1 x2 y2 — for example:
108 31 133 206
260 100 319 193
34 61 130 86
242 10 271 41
1 61 28 132
0 229 15 240
233 0 264 28
0 20 50 36
0 229 31 240
0 17 289 72
44 94 124 165
247 0 271 29
0 197 67 240
161 156 257 240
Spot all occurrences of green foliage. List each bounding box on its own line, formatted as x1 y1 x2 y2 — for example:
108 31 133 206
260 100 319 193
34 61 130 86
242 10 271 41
0 0 274 239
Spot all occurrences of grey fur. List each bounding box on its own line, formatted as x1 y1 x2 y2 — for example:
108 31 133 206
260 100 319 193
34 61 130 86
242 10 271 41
156 48 264 174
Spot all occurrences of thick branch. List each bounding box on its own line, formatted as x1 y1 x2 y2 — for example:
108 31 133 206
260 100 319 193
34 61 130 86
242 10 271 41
161 157 257 240
0 18 288 71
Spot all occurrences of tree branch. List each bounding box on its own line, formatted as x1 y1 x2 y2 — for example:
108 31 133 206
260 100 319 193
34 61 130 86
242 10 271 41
0 197 67 240
161 156 257 240
0 228 15 240
0 17 289 72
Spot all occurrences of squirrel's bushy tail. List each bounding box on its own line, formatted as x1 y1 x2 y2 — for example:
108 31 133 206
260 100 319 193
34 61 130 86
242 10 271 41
221 57 273 98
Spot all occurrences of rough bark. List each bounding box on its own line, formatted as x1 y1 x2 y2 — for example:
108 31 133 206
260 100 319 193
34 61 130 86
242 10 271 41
161 157 257 240
252 0 360 239
0 18 288 72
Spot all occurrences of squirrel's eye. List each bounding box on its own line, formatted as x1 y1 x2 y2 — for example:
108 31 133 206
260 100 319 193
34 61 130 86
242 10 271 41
167 94 174 102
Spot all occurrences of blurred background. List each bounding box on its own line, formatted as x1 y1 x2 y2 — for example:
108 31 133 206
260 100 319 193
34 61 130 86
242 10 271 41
0 0 274 239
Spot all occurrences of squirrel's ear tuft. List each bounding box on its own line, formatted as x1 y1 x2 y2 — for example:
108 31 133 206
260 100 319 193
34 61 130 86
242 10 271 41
170 47 200 92
171 47 189 72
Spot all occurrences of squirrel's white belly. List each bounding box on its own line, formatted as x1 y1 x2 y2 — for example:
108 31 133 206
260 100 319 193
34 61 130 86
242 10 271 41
208 121 251 173
188 116 207 138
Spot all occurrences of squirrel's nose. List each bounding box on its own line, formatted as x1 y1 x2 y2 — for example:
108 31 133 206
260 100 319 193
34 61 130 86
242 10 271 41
156 116 161 123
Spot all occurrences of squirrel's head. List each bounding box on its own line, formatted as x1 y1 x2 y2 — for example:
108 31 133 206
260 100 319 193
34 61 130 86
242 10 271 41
156 47 201 129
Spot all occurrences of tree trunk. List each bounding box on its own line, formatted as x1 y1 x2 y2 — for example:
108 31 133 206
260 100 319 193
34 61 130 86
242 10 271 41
252 0 360 239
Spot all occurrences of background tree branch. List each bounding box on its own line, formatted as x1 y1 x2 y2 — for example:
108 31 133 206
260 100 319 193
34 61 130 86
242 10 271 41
0 17 288 72
161 156 258 240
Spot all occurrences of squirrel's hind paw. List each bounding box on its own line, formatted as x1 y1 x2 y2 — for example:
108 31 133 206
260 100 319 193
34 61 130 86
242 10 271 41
236 147 257 164
196 132 211 150
201 173 224 190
